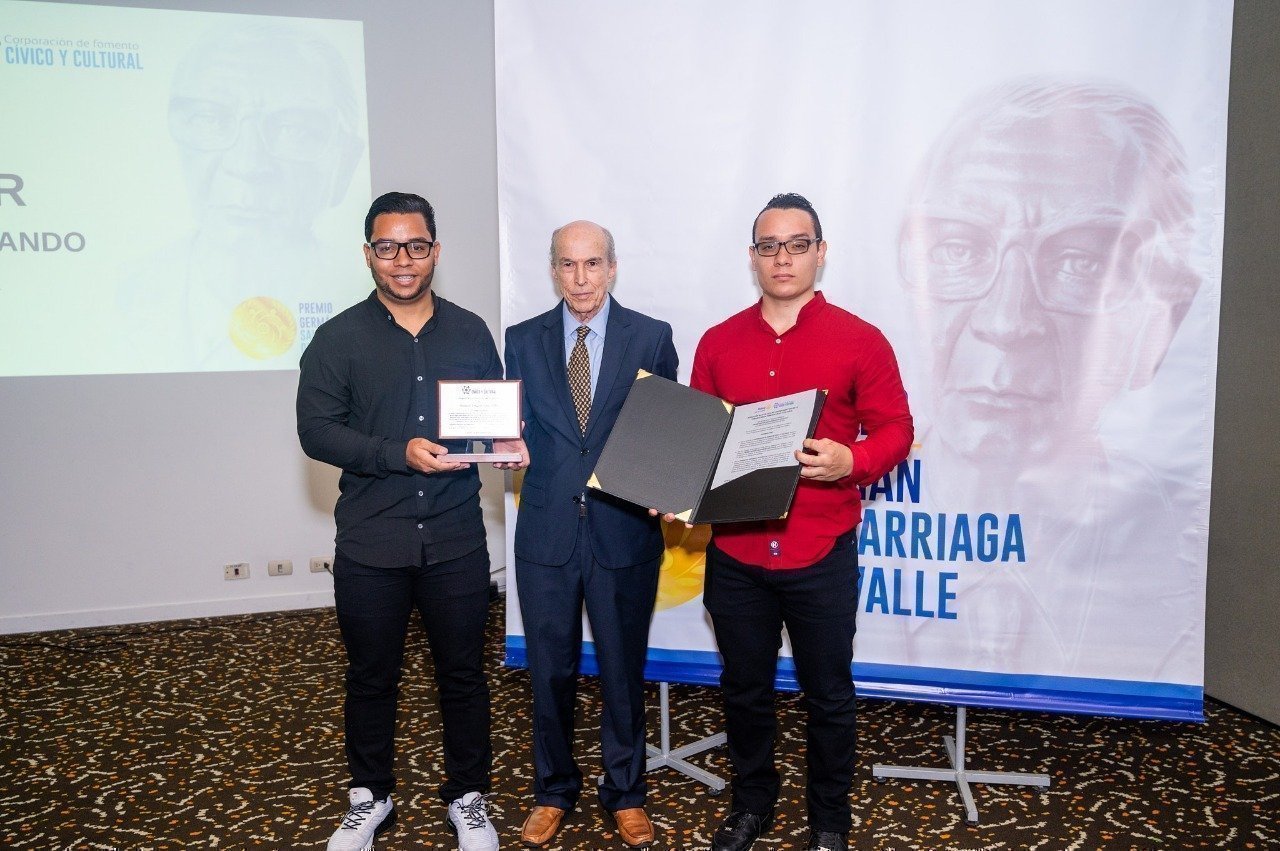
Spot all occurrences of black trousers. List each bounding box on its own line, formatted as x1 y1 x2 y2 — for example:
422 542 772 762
702 534 858 833
332 545 492 803
516 520 661 812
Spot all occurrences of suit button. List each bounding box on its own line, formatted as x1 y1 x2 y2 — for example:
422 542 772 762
580 448 590 455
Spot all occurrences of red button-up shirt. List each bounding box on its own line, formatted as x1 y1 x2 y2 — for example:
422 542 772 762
690 291 913 569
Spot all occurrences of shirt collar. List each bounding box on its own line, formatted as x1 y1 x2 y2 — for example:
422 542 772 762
368 289 440 327
562 293 611 340
753 290 826 331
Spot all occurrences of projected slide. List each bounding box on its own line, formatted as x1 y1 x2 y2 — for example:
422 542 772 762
0 1 371 376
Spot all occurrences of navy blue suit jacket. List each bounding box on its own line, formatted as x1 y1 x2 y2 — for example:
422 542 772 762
505 298 679 569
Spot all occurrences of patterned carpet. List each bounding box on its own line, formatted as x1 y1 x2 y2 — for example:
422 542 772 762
1 600 1277 850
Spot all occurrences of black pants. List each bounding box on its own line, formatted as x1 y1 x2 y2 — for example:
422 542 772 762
702 534 858 833
516 520 661 812
333 546 492 803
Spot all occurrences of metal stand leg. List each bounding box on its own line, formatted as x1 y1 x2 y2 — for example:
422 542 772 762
643 682 727 793
872 706 1050 824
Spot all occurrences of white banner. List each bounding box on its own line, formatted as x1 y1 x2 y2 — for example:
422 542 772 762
497 0 1231 720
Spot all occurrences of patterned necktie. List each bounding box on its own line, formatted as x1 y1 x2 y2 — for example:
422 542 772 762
568 325 592 434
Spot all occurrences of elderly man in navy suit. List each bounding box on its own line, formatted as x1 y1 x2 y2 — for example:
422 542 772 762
505 220 679 848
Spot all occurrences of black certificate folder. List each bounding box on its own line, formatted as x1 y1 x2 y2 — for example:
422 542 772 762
588 371 825 524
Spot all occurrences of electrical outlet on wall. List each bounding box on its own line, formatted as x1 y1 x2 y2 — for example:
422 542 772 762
310 557 333 573
267 559 293 577
224 563 250 580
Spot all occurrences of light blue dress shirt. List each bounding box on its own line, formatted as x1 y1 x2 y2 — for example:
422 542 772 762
561 294 610 397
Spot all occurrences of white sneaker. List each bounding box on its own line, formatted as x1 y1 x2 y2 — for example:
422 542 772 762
327 787 396 851
446 791 500 851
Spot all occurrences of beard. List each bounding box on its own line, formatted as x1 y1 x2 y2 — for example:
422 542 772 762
371 268 432 304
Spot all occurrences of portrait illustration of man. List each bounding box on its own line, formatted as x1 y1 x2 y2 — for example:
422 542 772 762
894 78 1205 678
116 20 366 371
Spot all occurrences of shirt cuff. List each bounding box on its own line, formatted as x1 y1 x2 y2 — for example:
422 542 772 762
849 442 872 485
379 439 411 475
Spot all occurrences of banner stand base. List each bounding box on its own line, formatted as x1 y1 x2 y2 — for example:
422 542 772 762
601 682 726 792
871 706 1050 824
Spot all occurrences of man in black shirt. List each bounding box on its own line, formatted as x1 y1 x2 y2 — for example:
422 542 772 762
298 191 527 851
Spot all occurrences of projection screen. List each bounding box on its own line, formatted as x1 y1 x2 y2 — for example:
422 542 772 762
1 0 372 377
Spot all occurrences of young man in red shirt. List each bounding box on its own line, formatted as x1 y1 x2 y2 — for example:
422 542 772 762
691 193 914 851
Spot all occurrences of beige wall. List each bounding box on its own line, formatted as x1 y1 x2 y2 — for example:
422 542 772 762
0 0 503 631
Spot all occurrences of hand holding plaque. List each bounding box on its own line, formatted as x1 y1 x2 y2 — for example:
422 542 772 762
438 380 525 462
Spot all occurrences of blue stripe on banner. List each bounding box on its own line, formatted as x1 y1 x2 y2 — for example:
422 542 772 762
504 637 1203 723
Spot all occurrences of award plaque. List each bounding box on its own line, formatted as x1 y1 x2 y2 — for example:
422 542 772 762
437 380 523 462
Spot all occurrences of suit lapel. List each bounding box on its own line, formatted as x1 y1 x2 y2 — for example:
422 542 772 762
539 307 581 442
585 301 632 443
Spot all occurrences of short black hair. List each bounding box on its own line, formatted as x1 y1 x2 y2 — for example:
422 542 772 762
365 191 436 241
752 192 822 244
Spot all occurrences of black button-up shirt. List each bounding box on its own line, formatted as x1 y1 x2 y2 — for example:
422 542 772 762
297 291 502 568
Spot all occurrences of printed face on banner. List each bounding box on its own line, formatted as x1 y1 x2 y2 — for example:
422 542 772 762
900 80 1199 467
750 208 827 304
552 222 616 323
168 23 364 244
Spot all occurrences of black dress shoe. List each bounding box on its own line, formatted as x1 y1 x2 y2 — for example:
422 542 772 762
711 808 775 851
805 829 849 850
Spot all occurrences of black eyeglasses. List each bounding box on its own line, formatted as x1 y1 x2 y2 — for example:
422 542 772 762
752 237 819 256
368 240 435 260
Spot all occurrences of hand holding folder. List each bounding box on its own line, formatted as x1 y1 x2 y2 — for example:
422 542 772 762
588 371 825 524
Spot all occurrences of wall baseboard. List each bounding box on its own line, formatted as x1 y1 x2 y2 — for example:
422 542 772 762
0 591 337 635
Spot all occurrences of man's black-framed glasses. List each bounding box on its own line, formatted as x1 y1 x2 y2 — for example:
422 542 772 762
753 237 819 256
368 240 435 260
